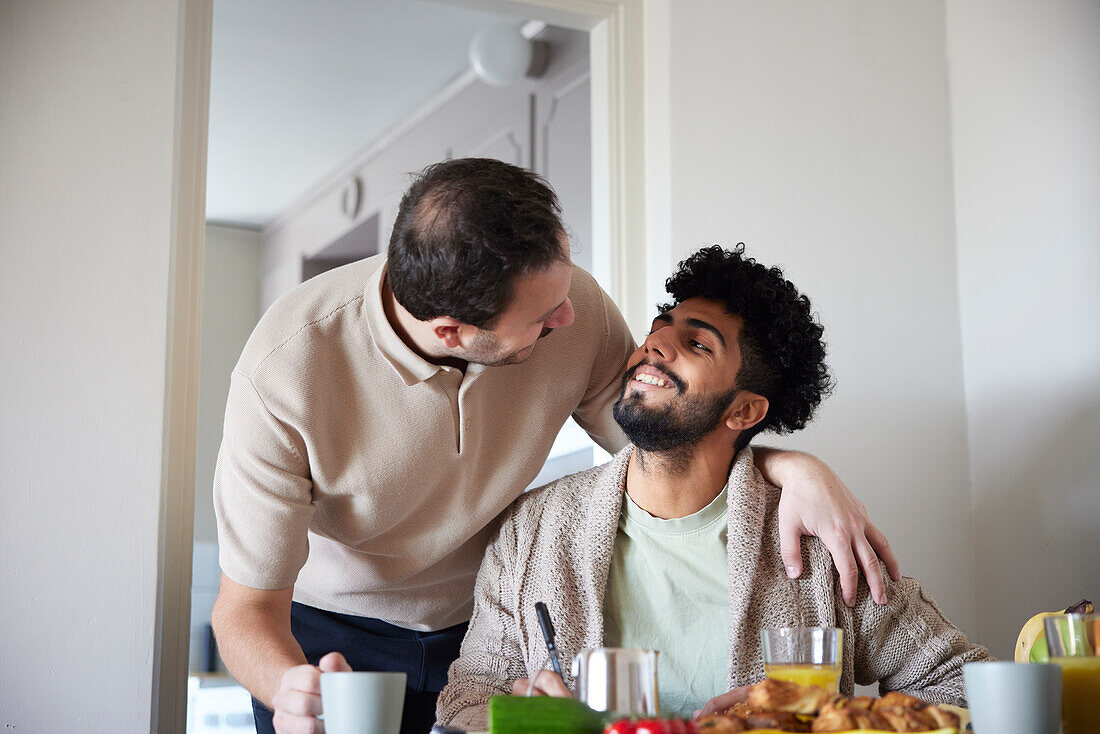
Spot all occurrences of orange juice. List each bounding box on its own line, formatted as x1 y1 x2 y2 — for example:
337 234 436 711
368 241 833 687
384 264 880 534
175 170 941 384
1052 656 1100 734
764 663 841 692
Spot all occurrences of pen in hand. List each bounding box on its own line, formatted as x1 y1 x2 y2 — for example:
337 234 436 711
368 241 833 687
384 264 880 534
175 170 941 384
534 601 566 681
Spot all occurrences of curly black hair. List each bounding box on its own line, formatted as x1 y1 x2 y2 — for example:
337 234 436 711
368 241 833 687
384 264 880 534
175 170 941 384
662 245 833 449
387 158 569 328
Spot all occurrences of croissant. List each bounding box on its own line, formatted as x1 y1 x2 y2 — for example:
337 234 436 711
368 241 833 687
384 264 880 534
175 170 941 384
742 710 811 732
920 703 960 729
811 705 892 732
695 714 747 734
872 692 928 711
824 695 876 711
745 677 832 715
871 692 960 730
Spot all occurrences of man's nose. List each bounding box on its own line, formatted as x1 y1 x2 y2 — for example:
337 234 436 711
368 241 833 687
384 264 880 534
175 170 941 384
642 329 673 361
545 298 575 329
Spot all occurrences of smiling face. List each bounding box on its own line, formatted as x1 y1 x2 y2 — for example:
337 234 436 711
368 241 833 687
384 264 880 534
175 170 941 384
613 297 756 451
461 259 576 366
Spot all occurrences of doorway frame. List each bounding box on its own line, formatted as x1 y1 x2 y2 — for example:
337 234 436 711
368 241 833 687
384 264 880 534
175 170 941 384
158 1 664 731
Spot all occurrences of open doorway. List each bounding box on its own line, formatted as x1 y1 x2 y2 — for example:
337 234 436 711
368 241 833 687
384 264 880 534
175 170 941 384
162 1 650 730
188 1 600 727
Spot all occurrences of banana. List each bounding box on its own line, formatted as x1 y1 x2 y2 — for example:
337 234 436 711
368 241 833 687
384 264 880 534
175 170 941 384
1015 599 1094 663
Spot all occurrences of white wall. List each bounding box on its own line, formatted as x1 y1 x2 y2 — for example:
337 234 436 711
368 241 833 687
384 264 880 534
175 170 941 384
664 0 978 637
0 0 195 730
194 226 262 545
946 0 1100 658
189 226 262 673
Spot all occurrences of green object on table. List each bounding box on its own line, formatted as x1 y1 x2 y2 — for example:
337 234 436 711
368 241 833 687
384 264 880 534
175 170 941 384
488 695 605 734
1028 633 1050 663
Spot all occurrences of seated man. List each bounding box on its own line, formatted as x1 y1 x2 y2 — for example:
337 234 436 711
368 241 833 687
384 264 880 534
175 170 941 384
436 245 990 729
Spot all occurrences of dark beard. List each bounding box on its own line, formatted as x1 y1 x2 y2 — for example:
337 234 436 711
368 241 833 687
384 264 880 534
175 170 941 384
612 366 738 454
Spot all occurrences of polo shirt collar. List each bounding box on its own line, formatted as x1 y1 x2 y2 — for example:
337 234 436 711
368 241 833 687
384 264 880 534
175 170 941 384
364 261 443 386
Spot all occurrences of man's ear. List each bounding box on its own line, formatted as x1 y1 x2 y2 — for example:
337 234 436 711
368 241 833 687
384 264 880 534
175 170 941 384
725 392 769 433
428 316 468 349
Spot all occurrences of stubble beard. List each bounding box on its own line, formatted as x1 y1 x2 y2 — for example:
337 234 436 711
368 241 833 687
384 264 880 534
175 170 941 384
613 369 737 473
460 329 529 367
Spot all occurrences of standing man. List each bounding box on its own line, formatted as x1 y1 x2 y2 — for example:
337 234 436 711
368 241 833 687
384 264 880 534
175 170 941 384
211 159 897 734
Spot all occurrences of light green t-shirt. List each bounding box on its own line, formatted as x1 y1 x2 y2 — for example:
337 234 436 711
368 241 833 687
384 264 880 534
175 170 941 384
602 487 729 717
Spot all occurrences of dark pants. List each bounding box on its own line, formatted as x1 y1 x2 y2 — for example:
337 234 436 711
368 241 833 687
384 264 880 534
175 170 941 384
252 602 468 734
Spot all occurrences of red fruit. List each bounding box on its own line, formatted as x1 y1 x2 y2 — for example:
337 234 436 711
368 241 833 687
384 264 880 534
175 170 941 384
605 719 639 734
660 717 686 734
634 719 671 734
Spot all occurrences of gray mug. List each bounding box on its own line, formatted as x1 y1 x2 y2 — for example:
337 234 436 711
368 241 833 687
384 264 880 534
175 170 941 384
963 661 1061 734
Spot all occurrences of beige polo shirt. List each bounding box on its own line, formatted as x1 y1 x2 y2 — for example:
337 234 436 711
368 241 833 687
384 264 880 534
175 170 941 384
213 254 633 631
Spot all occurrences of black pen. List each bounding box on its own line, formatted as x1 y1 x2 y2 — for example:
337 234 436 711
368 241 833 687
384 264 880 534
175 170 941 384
534 601 566 680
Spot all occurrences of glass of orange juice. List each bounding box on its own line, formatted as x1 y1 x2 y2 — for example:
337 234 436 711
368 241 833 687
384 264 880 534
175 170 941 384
760 627 843 692
1044 613 1100 734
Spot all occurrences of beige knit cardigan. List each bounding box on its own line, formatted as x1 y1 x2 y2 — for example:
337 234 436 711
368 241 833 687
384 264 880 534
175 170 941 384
436 447 990 729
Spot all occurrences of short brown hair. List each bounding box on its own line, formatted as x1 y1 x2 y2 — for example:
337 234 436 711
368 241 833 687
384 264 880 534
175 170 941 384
387 158 569 328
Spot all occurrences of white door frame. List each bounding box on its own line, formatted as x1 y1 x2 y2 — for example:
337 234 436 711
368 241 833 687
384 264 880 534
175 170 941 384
158 1 665 730
156 1 213 732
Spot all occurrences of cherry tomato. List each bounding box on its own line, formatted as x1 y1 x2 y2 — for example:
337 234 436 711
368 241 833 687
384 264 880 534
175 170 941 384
607 717 695 734
605 718 639 734
666 719 696 734
634 719 670 734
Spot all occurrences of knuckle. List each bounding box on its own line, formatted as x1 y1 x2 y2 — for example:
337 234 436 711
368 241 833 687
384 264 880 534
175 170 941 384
273 713 311 734
274 693 298 716
272 711 295 734
281 665 305 687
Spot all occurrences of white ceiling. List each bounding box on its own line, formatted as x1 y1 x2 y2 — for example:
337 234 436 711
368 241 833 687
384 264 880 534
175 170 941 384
205 0 521 228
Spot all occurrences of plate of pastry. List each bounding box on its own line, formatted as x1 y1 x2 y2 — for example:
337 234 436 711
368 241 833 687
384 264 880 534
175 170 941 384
695 678 966 733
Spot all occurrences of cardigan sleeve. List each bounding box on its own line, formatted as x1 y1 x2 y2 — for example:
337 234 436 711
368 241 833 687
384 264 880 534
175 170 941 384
435 507 531 730
843 573 993 706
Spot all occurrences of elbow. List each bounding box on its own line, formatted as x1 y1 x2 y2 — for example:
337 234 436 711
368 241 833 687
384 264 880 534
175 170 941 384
209 588 232 640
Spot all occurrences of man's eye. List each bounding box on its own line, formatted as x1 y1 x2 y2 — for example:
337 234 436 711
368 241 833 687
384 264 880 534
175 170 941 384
690 340 710 352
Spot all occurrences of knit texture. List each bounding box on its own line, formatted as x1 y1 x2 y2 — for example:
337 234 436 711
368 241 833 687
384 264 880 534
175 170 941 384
436 447 991 729
213 255 633 630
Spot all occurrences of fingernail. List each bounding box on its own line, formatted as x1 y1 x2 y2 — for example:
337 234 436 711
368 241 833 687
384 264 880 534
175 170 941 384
785 565 798 578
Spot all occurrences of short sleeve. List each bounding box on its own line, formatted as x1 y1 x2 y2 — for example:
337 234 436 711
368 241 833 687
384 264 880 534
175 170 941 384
213 369 316 589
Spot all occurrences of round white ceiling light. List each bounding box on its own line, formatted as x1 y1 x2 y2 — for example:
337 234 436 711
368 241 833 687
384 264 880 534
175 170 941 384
469 24 535 87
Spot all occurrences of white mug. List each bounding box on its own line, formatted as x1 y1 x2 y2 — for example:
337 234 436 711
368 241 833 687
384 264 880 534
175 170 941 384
963 661 1061 734
320 671 406 734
